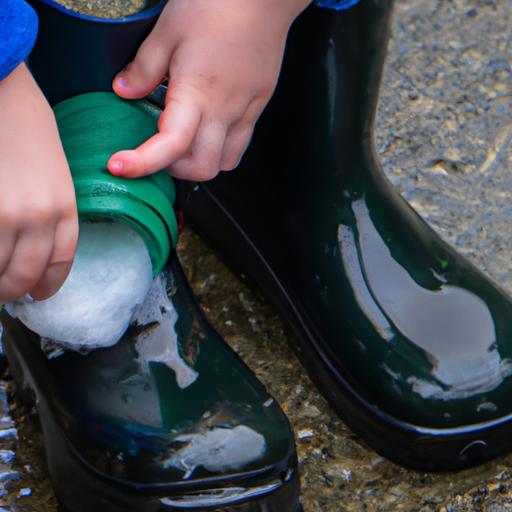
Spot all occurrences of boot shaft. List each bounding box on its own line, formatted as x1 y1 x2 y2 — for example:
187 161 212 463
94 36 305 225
27 0 164 105
278 0 394 160
197 0 396 237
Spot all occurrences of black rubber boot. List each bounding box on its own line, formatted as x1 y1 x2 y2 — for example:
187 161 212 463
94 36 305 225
4 2 302 510
1 259 300 511
179 0 512 471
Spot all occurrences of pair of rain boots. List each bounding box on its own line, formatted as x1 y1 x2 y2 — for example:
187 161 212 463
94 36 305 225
2 0 512 511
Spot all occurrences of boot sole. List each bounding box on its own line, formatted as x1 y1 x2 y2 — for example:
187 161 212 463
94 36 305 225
182 182 512 472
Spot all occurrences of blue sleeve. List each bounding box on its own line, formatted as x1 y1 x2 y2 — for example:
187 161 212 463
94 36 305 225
0 0 38 81
315 0 361 10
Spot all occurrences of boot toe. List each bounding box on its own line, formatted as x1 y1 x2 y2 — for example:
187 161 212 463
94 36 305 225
1 259 299 511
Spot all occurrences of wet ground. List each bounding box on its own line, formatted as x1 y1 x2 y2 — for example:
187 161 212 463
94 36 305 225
1 0 511 510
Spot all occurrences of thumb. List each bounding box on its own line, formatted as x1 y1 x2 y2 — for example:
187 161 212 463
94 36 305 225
113 32 173 99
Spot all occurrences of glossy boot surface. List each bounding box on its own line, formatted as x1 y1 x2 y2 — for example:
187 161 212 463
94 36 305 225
180 0 512 470
0 258 300 511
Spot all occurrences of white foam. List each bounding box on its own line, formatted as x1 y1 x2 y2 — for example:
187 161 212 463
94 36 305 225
8 222 153 350
133 275 198 388
163 425 266 479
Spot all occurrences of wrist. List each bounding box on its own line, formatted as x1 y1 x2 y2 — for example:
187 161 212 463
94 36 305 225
253 0 312 33
0 64 32 111
0 63 54 130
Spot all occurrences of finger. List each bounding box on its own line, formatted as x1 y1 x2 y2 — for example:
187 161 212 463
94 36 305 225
108 91 202 178
113 21 174 99
0 226 17 277
220 124 254 171
219 97 266 170
168 121 226 181
0 227 54 303
30 213 79 300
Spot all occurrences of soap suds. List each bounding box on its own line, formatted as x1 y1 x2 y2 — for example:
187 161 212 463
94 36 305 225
8 222 153 350
133 275 198 389
163 425 266 479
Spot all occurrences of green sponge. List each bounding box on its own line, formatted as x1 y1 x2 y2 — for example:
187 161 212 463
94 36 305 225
54 92 178 276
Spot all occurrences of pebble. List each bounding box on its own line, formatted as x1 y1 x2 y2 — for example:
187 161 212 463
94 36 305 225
297 429 315 440
17 487 32 498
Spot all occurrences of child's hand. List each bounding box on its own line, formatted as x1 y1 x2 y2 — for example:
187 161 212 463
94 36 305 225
108 0 310 181
0 64 78 303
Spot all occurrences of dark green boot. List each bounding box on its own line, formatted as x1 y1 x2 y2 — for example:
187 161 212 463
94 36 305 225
4 19 301 505
1 258 299 511
179 0 512 471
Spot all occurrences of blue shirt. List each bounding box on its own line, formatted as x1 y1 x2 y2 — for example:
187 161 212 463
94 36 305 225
315 0 361 10
0 0 38 80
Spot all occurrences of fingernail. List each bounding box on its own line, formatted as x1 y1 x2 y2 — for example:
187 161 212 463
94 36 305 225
110 160 124 174
116 76 129 89
24 294 34 303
